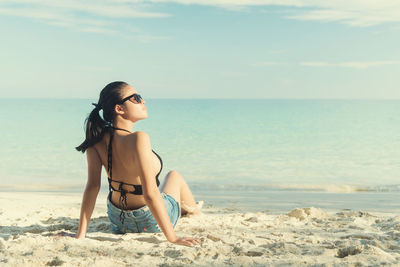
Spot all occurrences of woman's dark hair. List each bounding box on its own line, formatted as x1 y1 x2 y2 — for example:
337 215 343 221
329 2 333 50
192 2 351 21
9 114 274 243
75 81 129 153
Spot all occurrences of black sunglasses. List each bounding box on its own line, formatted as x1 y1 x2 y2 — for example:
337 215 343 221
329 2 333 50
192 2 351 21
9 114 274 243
119 93 144 104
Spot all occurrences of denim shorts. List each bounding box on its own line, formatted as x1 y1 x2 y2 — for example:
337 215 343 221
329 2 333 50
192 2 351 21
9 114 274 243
107 192 181 234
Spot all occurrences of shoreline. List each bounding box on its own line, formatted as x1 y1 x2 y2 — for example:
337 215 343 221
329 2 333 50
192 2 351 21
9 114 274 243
1 188 399 215
1 192 399 266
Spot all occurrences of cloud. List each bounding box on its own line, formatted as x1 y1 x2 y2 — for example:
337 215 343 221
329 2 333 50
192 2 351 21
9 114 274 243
1 0 170 18
145 0 400 27
251 60 400 69
300 61 400 69
2 0 400 40
0 0 170 38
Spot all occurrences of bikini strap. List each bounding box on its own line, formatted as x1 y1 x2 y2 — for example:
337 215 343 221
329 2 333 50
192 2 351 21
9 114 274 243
107 126 132 179
107 129 114 179
106 126 132 224
107 126 132 134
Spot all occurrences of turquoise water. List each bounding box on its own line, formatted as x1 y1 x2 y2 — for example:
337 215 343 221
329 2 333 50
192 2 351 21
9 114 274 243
1 99 399 212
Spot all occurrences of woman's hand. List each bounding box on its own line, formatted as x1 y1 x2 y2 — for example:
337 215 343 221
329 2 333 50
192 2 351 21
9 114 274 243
171 237 202 247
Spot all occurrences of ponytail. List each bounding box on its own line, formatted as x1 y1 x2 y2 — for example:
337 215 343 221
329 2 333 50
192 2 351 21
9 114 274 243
75 104 109 153
75 81 128 153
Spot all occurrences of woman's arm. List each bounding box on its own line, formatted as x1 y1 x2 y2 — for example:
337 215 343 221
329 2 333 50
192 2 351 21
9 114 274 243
76 146 102 238
133 131 179 242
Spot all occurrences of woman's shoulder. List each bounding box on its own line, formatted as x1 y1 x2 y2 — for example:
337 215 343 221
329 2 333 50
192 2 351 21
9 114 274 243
131 130 150 139
128 131 151 147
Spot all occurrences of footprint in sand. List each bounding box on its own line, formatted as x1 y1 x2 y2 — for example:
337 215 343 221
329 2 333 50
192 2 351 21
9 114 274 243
337 245 363 258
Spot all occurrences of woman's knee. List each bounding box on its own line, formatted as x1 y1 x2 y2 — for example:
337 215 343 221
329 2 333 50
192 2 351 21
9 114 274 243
163 170 182 188
168 170 179 176
166 170 182 181
162 170 182 203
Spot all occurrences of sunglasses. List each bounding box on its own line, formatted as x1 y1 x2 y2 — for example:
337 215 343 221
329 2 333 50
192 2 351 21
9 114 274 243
119 93 144 104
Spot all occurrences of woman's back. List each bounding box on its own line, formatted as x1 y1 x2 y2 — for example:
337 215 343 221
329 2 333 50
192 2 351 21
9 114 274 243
93 130 162 209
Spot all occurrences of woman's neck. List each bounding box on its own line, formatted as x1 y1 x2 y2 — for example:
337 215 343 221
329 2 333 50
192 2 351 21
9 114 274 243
112 121 134 134
112 127 132 133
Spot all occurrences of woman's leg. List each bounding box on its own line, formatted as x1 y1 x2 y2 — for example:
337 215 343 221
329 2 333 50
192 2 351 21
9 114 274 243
160 170 201 216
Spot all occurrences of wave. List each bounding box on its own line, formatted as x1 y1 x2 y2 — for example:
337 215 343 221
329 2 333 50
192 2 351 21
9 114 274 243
190 183 400 193
270 184 374 193
0 183 84 192
1 182 399 194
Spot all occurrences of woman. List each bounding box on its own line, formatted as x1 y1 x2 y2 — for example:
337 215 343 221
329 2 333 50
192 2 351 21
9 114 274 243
74 81 201 247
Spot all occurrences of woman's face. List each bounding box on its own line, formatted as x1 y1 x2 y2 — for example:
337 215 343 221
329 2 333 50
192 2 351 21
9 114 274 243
117 85 148 122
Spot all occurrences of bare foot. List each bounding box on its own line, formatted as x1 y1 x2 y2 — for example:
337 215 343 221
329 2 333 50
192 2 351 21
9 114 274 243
181 201 204 217
196 201 204 210
55 231 76 238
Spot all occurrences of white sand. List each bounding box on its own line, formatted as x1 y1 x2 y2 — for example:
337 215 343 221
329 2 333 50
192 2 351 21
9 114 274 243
0 192 399 266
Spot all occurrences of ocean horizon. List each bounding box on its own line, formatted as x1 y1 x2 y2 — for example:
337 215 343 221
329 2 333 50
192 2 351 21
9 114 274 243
1 98 399 213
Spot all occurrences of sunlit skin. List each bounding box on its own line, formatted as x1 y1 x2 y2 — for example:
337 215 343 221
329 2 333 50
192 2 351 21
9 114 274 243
75 84 201 247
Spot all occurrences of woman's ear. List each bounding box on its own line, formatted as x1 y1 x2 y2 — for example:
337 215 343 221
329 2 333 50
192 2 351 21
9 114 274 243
114 104 125 115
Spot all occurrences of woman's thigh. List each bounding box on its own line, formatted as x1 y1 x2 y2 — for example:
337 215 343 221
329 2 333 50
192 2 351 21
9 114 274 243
160 170 182 204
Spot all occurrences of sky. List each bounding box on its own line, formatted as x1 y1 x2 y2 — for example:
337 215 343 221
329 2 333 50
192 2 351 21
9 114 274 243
1 0 400 99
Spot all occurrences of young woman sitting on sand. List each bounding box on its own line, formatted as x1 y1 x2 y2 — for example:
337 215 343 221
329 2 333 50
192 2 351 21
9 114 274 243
74 81 201 247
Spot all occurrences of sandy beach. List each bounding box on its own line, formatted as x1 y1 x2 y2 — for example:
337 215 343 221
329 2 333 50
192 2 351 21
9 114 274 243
0 192 399 266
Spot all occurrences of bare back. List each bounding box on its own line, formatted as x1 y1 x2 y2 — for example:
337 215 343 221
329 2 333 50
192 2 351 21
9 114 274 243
94 131 162 209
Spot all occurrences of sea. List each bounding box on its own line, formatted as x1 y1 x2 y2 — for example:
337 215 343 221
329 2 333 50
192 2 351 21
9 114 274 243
0 98 399 214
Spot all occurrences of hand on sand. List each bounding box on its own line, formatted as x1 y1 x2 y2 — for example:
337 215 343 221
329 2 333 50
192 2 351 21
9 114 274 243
172 237 202 247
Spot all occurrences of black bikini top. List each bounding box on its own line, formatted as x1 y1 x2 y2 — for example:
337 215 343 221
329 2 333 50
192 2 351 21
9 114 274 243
106 126 162 222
